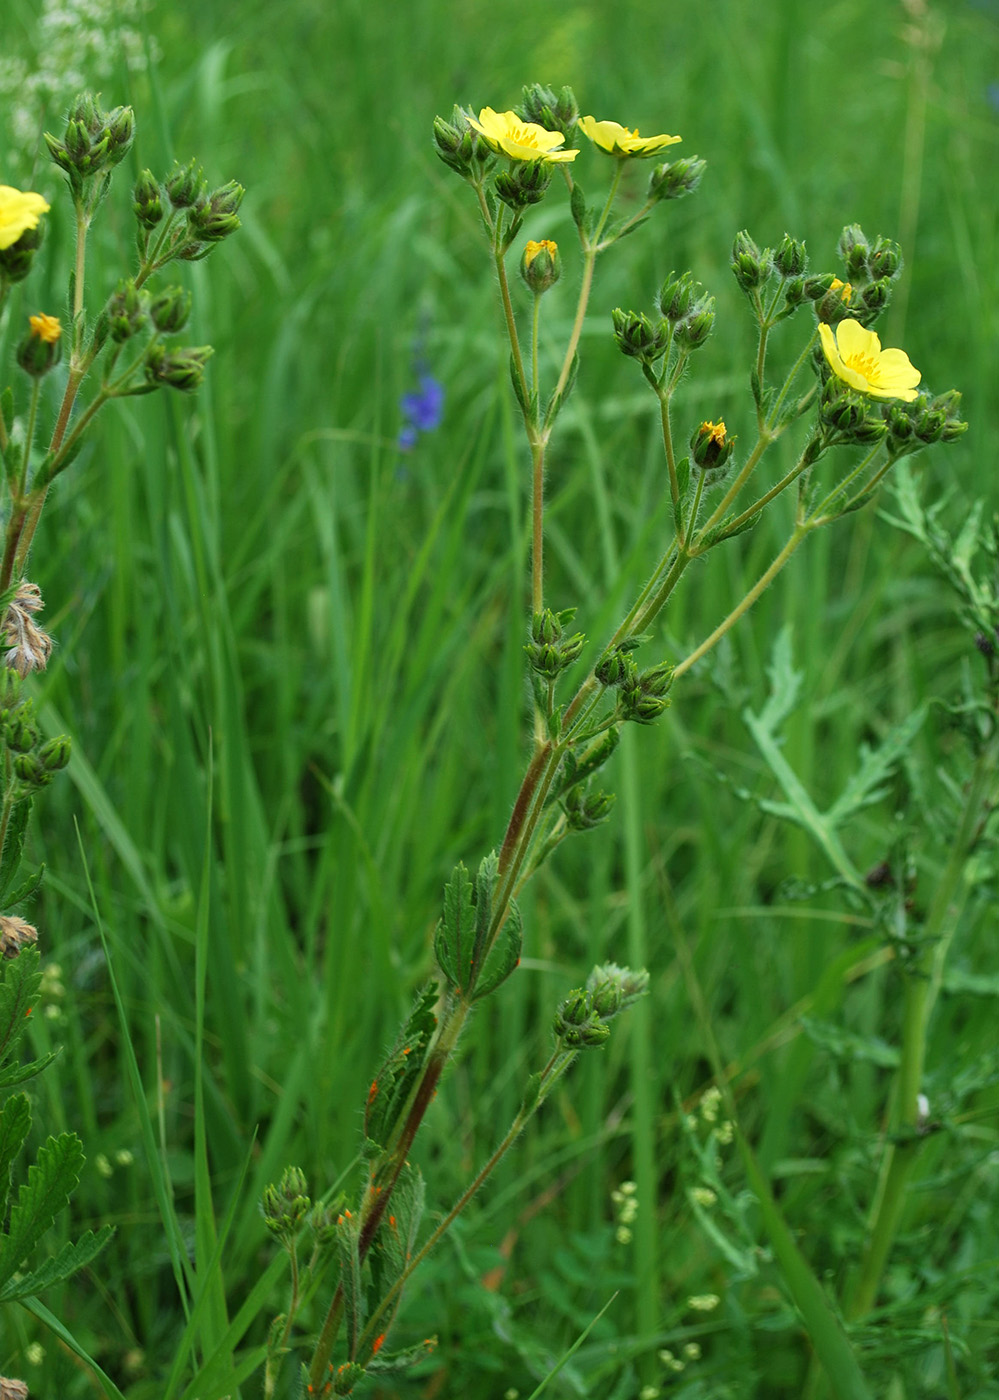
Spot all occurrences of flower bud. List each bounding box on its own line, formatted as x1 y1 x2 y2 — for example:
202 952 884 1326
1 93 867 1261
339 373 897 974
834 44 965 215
16 313 62 376
189 180 244 242
589 977 624 1020
803 273 836 302
869 236 901 281
857 278 891 318
612 308 668 363
731 230 770 291
0 223 45 284
816 277 853 324
518 82 579 144
838 223 871 279
495 160 552 210
690 419 735 471
595 646 639 689
587 962 650 1015
133 169 164 228
107 280 148 342
783 277 807 310
333 1363 367 1396
145 344 214 393
104 104 135 166
620 661 674 723
554 988 591 1034
165 159 205 209
520 239 560 293
675 295 716 350
13 753 47 786
149 285 192 335
262 1165 311 1240
39 735 72 772
820 377 865 432
773 233 807 278
648 155 706 202
657 270 697 323
563 787 615 831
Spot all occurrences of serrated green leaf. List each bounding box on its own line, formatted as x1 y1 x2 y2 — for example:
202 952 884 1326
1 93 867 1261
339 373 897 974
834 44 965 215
433 861 475 992
0 1051 59 1091
0 1131 85 1290
336 1206 363 1357
471 900 523 1002
799 1016 900 1069
0 1223 114 1300
0 946 43 1071
3 864 45 908
473 850 498 956
0 1092 31 1220
756 625 803 735
0 796 33 905
363 984 438 1149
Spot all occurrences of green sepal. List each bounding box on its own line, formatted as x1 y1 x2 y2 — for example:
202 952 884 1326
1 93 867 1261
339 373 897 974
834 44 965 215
470 898 522 1002
0 795 33 905
0 1223 114 1301
433 861 475 992
363 984 438 1149
0 1130 86 1292
0 946 42 1073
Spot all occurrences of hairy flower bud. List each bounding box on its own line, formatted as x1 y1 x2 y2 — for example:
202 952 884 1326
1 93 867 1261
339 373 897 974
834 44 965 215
107 279 148 342
16 314 63 376
773 233 807 278
145 344 214 393
133 169 164 228
731 230 770 291
518 82 579 144
189 180 244 242
165 159 205 209
691 419 735 471
520 239 560 293
612 308 669 363
675 295 716 350
149 285 193 335
657 270 697 323
838 223 871 279
648 155 706 202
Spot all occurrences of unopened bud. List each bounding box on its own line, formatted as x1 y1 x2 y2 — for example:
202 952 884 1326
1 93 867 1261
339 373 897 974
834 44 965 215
691 419 735 471
189 179 244 241
731 230 770 291
838 223 871 279
773 233 807 278
107 280 148 342
612 308 668 362
133 169 164 228
39 735 72 772
149 285 192 335
520 238 561 293
145 343 213 393
648 155 706 202
165 159 204 209
16 314 63 376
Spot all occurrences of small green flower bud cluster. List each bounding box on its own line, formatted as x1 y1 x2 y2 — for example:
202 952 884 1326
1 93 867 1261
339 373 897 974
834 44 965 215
612 308 669 364
525 608 585 678
44 93 135 194
827 224 904 328
107 279 148 343
648 155 706 204
495 159 552 210
133 168 164 228
568 964 650 1052
130 163 244 263
517 82 580 145
884 389 968 457
562 784 615 831
553 987 611 1048
731 230 773 292
432 107 490 179
818 378 888 446
0 671 71 795
657 272 717 350
594 636 644 688
261 1166 311 1243
145 344 214 394
618 659 674 725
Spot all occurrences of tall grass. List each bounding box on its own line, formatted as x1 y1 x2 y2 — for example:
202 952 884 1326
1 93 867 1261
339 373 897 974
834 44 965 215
2 0 998 1394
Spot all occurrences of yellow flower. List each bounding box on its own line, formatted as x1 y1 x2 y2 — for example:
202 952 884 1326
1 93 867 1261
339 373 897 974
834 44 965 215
468 108 578 163
578 115 681 158
0 185 51 251
829 278 852 304
818 318 920 402
29 312 62 344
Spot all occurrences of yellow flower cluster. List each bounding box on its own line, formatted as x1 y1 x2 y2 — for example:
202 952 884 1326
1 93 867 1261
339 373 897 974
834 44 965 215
0 185 50 251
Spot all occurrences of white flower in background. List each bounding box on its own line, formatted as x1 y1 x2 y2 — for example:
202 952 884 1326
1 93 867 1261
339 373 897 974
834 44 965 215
0 0 156 160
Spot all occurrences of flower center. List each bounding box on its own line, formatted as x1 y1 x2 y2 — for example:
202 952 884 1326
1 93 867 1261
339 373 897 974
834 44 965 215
844 351 880 382
509 123 542 148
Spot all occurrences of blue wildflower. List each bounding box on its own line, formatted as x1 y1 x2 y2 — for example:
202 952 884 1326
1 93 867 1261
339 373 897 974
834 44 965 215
399 372 444 450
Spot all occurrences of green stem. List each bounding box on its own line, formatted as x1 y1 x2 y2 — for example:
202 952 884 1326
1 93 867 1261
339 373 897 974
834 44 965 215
673 527 810 681
846 730 997 1319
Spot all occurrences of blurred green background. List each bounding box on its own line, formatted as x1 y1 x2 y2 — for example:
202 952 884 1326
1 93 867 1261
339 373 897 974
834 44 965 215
2 0 999 1395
